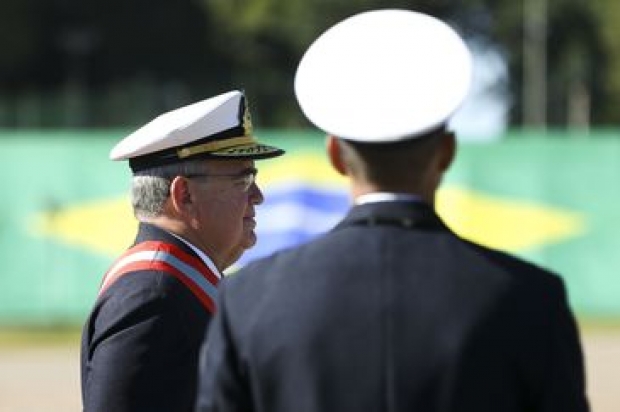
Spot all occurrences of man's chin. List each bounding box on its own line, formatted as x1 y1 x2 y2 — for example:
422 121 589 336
242 231 257 250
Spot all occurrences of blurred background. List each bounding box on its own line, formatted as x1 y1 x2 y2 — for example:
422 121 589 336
0 0 619 411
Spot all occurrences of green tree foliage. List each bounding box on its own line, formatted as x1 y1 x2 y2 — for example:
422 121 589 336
0 0 618 129
488 0 609 127
205 0 617 129
0 0 49 89
0 0 231 126
203 0 492 127
591 0 620 123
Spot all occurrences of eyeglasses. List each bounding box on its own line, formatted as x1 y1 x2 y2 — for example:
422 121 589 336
184 167 258 192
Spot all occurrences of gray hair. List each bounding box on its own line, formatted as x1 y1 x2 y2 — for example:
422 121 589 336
131 159 207 219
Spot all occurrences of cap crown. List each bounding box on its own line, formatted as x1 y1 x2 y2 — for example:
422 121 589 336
110 91 247 161
294 9 472 142
110 90 283 171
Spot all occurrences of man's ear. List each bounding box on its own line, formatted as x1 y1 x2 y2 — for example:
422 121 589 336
326 135 347 176
438 131 456 172
169 176 193 213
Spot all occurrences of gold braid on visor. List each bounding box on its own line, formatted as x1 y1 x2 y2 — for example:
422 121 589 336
177 136 257 158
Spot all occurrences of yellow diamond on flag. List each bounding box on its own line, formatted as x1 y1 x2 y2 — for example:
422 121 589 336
32 196 137 256
258 152 347 188
437 186 586 252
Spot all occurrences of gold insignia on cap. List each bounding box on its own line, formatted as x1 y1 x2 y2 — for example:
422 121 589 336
242 99 254 136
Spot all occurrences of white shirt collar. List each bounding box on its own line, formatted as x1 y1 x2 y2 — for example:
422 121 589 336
355 192 423 205
168 231 222 279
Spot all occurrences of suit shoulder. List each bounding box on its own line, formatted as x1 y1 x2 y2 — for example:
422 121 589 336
93 268 202 322
224 239 324 292
233 236 329 276
463 239 564 292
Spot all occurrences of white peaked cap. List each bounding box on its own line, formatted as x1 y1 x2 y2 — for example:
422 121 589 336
294 9 473 142
110 90 284 172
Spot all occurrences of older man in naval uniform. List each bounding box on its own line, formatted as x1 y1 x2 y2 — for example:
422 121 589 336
80 90 283 412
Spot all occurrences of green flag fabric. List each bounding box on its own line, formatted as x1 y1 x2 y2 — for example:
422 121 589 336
1 129 618 325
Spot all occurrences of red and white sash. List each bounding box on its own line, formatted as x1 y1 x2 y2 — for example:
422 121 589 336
99 241 219 313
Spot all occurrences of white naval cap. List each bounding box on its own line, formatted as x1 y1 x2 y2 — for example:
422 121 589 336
110 90 284 172
294 9 472 143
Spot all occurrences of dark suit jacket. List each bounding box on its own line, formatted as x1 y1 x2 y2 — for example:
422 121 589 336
196 201 589 412
81 222 214 412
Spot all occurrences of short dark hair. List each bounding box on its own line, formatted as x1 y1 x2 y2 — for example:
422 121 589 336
338 128 448 188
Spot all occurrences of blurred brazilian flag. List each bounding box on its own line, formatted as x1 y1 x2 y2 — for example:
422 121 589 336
1 129 619 325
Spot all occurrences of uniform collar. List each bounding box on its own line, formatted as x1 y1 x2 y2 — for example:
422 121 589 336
168 232 222 279
334 199 447 232
355 192 424 205
136 222 222 278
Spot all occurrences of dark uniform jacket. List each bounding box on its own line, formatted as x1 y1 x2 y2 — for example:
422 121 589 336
81 222 217 412
196 200 589 412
